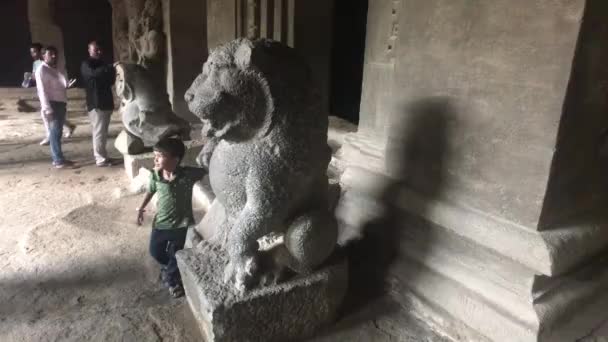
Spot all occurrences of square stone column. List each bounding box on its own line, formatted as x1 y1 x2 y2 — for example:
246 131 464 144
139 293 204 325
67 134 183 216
336 1 608 341
206 0 334 113
28 0 67 74
162 0 207 122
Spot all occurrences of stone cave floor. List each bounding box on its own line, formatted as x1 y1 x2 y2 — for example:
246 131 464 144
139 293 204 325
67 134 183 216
0 91 203 342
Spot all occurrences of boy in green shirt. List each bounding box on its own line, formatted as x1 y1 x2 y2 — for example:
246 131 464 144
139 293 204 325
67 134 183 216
137 138 206 298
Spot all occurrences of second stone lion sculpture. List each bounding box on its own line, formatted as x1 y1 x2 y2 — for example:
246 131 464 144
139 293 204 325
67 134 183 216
185 38 338 292
115 63 190 149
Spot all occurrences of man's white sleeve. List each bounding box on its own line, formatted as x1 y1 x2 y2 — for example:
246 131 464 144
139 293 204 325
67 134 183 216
35 67 51 113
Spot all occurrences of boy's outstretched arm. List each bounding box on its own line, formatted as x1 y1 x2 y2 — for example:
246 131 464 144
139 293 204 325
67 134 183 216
137 192 154 225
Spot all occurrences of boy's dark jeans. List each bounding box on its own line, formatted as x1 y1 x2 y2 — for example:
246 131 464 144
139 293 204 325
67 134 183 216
149 228 188 287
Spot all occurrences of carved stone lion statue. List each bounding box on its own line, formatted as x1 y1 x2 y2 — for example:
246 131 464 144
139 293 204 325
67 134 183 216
115 63 190 148
184 38 338 292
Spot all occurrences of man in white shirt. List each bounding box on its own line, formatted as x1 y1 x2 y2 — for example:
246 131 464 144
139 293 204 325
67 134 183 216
28 43 77 146
35 46 76 168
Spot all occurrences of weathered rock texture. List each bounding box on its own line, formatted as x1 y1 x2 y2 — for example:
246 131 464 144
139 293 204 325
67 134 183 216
185 38 338 293
114 63 190 153
110 0 204 122
108 0 163 65
335 0 608 341
113 129 146 156
109 0 165 84
176 242 347 342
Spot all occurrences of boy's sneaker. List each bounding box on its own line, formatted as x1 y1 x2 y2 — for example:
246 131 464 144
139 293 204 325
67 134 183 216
168 284 184 298
64 124 76 138
39 138 49 146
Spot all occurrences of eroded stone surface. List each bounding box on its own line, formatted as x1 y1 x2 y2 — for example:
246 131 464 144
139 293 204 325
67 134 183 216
114 129 146 155
176 242 348 342
108 0 164 69
184 38 339 293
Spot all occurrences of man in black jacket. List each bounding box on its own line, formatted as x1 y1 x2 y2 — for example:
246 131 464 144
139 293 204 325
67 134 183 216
81 41 116 167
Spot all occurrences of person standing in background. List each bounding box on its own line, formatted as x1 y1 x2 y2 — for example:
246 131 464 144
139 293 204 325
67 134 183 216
81 41 116 167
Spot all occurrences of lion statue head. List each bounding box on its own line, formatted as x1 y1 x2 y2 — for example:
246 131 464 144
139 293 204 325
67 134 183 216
185 38 323 143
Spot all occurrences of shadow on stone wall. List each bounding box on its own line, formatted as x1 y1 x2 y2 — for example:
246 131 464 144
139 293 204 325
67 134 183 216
387 97 452 199
334 96 454 329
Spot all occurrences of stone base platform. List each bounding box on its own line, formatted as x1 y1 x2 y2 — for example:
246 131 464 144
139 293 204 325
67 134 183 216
176 242 348 342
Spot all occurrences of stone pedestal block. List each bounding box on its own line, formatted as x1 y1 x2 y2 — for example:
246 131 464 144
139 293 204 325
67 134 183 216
176 242 348 342
114 129 146 155
121 151 156 181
